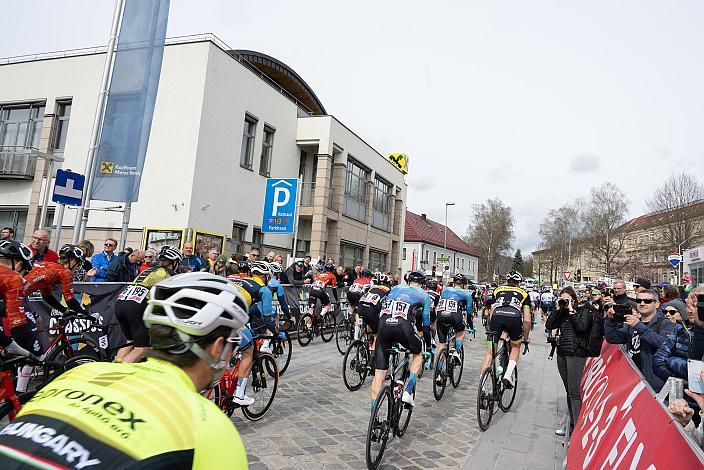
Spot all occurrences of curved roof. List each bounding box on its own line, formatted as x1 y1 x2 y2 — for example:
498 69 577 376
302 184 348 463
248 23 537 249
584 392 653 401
232 50 326 115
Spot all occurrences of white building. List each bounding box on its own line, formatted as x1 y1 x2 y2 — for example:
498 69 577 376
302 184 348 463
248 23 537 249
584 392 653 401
0 34 406 271
402 210 479 281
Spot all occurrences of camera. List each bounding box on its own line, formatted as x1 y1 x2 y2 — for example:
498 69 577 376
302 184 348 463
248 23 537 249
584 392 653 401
612 303 632 323
558 298 570 309
698 294 704 322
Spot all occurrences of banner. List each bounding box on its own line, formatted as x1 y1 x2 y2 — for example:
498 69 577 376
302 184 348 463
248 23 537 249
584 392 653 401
567 341 704 469
91 0 170 202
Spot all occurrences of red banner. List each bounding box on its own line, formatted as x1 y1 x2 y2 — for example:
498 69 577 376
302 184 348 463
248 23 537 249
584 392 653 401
566 341 704 469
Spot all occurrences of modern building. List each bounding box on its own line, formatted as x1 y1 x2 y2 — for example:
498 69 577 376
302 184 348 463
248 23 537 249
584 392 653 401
683 246 704 287
0 34 406 271
402 210 479 281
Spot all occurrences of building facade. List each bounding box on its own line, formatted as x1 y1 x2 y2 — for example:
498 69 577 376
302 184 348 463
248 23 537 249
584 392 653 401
402 210 479 281
0 34 406 271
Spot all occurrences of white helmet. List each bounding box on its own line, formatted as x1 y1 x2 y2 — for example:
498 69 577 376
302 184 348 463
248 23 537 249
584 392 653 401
269 262 283 274
250 260 272 276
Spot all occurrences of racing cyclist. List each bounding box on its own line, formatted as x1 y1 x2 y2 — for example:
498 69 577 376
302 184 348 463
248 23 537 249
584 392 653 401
307 261 338 318
435 273 473 372
356 272 391 365
425 277 441 349
346 269 372 340
480 271 531 389
0 272 250 469
370 270 431 409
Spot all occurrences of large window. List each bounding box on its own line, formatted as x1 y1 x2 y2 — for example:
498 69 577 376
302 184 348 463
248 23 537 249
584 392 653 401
0 103 44 178
53 101 71 153
0 210 27 241
343 158 369 222
240 114 257 170
340 241 364 268
259 125 275 177
252 227 263 251
372 177 392 231
369 249 388 272
232 222 247 252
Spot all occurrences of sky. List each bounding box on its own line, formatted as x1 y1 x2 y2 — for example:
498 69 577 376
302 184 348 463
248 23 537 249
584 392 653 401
3 1 704 255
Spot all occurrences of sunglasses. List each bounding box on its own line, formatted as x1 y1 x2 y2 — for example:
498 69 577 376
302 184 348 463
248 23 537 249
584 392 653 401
636 298 655 304
251 254 259 258
663 309 679 315
104 243 115 247
144 255 154 259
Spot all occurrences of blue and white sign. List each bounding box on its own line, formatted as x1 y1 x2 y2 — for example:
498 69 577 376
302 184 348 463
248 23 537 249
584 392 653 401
262 178 298 233
668 253 682 268
52 169 85 206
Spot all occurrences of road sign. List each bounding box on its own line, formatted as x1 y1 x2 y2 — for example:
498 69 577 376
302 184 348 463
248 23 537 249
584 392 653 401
262 178 299 233
668 253 682 268
52 169 85 206
563 271 572 281
437 257 450 262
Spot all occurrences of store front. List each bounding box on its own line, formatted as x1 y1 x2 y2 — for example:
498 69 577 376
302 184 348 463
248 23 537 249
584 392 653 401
683 246 704 287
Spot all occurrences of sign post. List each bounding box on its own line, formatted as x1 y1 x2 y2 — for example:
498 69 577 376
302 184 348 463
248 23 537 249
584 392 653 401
262 178 299 234
668 253 682 284
51 169 85 248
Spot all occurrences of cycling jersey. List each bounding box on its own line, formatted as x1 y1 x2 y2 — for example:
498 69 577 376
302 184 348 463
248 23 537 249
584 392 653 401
347 278 372 307
488 285 530 343
529 291 540 305
0 265 28 330
116 266 175 305
382 285 431 329
0 359 247 469
266 278 290 317
228 276 272 317
357 285 390 333
492 285 531 314
24 262 76 303
311 272 337 290
438 287 473 315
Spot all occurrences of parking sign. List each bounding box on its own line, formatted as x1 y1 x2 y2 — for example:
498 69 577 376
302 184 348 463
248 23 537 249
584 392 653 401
262 178 298 233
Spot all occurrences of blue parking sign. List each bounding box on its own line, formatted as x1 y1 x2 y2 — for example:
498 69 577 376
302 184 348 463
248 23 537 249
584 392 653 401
262 178 298 233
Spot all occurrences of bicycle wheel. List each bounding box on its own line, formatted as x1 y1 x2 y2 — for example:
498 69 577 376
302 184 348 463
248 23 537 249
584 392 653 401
320 311 336 343
296 313 314 347
242 353 279 421
477 368 495 431
433 350 447 401
0 391 36 421
204 382 224 411
499 366 518 411
273 333 292 376
42 338 101 382
450 347 464 388
342 340 369 391
395 388 414 437
335 318 351 355
366 386 392 469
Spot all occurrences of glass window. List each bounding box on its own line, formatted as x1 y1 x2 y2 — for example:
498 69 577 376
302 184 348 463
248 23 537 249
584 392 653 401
340 242 364 268
252 227 262 251
402 248 406 260
54 102 71 152
240 114 257 170
232 223 247 251
373 178 391 214
0 103 44 178
343 158 369 222
259 126 274 177
369 249 388 272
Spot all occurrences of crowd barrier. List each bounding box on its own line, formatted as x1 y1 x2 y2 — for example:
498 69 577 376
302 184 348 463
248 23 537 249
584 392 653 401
26 282 350 350
566 341 704 469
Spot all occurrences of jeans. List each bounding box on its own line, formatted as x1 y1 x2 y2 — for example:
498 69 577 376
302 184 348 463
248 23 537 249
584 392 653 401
556 354 587 431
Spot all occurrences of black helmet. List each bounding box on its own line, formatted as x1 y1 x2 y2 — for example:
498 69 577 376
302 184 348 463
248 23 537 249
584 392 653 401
238 261 251 274
407 270 426 285
506 270 523 283
426 278 438 290
0 240 33 270
453 273 467 286
59 243 84 261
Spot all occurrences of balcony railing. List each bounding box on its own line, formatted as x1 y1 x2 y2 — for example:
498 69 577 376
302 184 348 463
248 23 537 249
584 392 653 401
0 147 37 179
300 182 336 210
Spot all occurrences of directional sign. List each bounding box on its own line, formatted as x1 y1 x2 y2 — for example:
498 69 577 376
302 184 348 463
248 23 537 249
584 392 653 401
668 253 682 268
262 178 298 233
52 169 85 206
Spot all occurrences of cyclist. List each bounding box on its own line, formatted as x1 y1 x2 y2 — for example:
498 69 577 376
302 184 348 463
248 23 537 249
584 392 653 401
114 245 182 363
371 270 431 409
529 288 540 317
347 269 372 340
425 277 441 349
480 271 531 389
268 261 291 321
482 282 496 323
357 273 392 357
540 287 555 323
307 261 338 317
435 273 473 371
0 272 250 469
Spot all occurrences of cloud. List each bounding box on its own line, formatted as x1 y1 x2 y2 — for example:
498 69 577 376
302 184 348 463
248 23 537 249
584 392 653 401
407 175 436 192
569 154 601 174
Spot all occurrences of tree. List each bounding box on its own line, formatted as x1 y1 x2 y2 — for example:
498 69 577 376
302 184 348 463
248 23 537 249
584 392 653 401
523 255 534 278
538 202 581 283
512 249 524 273
646 172 704 252
466 198 514 281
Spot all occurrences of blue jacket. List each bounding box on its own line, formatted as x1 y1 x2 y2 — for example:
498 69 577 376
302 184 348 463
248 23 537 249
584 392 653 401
653 322 704 381
90 251 116 282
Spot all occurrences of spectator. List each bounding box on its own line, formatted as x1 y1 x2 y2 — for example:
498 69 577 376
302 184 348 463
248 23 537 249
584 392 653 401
180 241 206 272
392 273 400 286
248 248 260 262
28 229 58 263
210 254 228 276
686 287 704 361
653 299 695 382
302 255 313 277
634 276 652 294
661 284 679 304
274 254 284 265
105 249 145 282
1 227 15 240
611 279 633 305
206 248 218 271
73 239 95 282
344 266 355 286
604 288 674 391
353 265 363 280
668 374 704 450
265 251 276 262
91 238 118 282
285 260 308 286
335 265 347 287
546 286 592 436
140 249 156 273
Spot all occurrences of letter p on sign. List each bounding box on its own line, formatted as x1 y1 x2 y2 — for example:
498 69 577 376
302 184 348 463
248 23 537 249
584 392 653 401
272 187 290 216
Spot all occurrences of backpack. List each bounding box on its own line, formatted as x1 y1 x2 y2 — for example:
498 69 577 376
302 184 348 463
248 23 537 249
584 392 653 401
576 305 605 357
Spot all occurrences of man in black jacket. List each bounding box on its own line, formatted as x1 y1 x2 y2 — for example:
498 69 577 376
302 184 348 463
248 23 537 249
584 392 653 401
105 249 144 282
285 260 308 286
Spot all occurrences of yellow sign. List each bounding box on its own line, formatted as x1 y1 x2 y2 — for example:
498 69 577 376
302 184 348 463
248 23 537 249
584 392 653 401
99 161 114 174
387 153 409 174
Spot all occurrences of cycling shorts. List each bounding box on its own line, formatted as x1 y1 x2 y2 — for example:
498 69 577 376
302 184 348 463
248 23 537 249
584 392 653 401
237 327 253 351
308 288 331 308
488 307 523 343
11 322 41 356
374 315 422 370
114 299 150 347
541 302 554 313
251 315 277 335
346 290 363 307
357 302 382 334
436 311 465 344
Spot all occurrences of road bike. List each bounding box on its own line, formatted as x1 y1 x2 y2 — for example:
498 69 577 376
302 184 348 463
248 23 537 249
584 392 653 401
296 308 335 347
270 323 292 376
335 308 356 355
365 344 415 469
342 318 375 391
38 312 103 381
0 355 65 421
432 326 464 401
476 331 529 431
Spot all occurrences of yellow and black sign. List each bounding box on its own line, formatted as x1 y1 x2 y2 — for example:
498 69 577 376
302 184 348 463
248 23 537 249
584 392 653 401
99 161 115 174
387 153 409 174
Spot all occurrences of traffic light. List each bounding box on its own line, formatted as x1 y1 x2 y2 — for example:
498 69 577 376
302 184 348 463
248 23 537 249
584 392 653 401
432 266 436 277
577 269 581 282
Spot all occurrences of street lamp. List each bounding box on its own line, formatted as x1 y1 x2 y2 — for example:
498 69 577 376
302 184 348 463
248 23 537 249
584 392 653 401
445 202 455 275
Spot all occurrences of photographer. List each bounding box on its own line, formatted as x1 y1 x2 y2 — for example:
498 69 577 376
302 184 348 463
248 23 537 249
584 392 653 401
604 289 674 391
546 286 592 436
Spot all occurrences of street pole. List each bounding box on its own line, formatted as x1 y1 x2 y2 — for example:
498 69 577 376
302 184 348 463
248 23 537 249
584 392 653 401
73 0 125 243
50 203 66 250
118 202 131 252
291 178 302 262
444 202 455 276
38 158 55 230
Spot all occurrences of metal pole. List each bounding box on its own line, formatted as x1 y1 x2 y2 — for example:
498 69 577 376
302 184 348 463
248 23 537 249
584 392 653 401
118 202 131 252
39 158 54 230
291 178 302 261
444 204 448 250
50 204 66 250
73 0 125 243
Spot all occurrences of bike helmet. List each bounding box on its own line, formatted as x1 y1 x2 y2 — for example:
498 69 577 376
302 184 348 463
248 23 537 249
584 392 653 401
159 245 183 262
269 262 283 275
426 278 438 290
453 273 467 286
406 270 426 285
237 260 251 274
0 239 33 270
58 243 84 261
250 260 272 276
506 270 523 283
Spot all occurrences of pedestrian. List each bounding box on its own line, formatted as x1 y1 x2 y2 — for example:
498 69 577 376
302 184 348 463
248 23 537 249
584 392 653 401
265 251 276 262
335 265 347 287
73 239 95 282
248 248 260 262
353 265 363 280
140 249 156 273
1 227 15 240
28 229 58 263
206 248 219 271
661 284 679 304
210 254 228 276
91 238 118 282
653 299 692 382
634 276 652 294
180 241 206 272
302 254 312 275
105 249 145 282
611 279 633 305
285 260 308 285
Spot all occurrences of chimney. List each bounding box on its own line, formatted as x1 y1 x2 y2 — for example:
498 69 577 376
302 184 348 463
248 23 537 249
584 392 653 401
421 213 427 219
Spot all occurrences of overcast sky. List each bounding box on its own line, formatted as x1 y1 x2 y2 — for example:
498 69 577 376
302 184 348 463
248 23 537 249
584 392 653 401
3 1 703 255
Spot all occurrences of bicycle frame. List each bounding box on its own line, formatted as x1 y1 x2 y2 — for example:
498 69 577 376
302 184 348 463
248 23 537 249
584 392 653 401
0 370 21 421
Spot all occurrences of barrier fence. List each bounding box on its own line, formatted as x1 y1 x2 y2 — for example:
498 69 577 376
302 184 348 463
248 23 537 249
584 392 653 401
566 341 704 469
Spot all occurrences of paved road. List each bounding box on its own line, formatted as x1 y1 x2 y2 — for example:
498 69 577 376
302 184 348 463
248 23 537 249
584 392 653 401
236 322 566 469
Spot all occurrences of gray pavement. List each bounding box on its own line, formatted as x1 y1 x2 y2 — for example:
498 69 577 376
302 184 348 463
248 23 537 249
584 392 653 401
235 323 567 469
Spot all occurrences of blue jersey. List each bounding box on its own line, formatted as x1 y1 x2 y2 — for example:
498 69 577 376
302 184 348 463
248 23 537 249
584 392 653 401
229 276 273 317
439 287 473 315
382 285 431 328
267 278 290 316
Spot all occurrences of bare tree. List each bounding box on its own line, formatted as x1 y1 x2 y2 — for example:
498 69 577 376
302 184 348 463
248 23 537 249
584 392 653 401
646 172 704 252
523 254 534 278
538 203 580 282
465 198 514 281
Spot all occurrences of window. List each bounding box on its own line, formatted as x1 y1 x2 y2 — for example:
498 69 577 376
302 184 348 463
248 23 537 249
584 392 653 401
340 242 364 268
53 101 71 152
0 209 27 241
425 250 429 262
372 177 392 231
343 158 369 222
240 114 257 170
252 227 262 251
461 258 465 269
433 251 437 265
259 125 274 176
232 222 247 252
402 248 406 260
0 103 44 178
369 249 388 272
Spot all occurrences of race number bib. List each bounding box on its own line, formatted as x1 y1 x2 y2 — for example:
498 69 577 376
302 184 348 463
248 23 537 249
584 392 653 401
381 300 410 320
349 283 368 293
437 298 458 314
117 285 149 303
312 280 325 289
360 292 381 305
